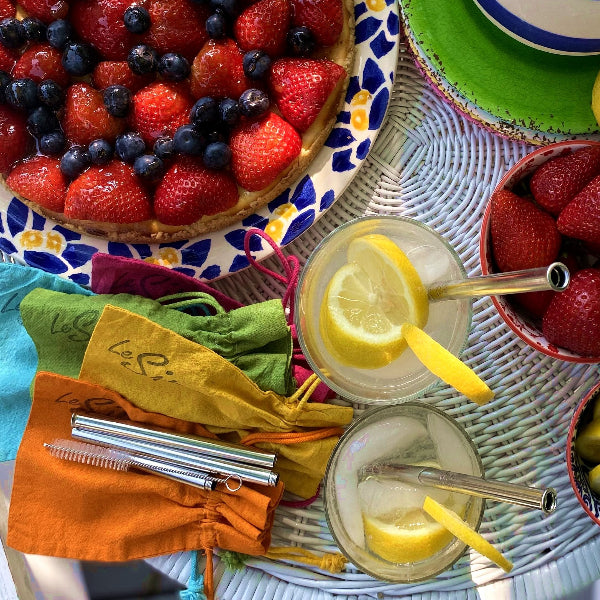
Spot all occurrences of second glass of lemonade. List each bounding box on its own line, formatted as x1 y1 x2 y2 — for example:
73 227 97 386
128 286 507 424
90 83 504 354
295 216 472 403
323 402 485 582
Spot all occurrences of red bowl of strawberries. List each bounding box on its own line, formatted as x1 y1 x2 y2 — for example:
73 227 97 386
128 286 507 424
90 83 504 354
480 141 600 362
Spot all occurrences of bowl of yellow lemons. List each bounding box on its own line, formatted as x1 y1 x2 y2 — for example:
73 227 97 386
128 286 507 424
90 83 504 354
567 381 600 526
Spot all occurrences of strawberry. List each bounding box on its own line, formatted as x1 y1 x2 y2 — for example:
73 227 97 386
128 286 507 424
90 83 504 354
62 82 126 146
0 105 32 175
557 174 600 245
490 188 561 272
92 61 155 93
12 43 70 87
290 0 343 47
190 38 253 100
0 0 15 20
234 0 291 57
530 145 600 216
154 157 238 225
542 268 600 356
142 0 210 61
64 160 152 223
129 82 194 145
70 0 136 61
6 155 68 213
0 44 18 73
229 111 302 191
269 57 346 132
19 0 68 23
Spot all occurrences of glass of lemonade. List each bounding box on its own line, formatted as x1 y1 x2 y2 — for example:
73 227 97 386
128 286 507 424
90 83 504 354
324 401 485 582
295 216 472 403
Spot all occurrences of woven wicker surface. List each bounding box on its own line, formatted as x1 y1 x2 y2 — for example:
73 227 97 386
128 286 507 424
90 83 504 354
145 40 600 598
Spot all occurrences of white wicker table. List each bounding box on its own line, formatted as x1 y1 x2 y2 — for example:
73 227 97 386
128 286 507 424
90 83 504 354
144 41 600 599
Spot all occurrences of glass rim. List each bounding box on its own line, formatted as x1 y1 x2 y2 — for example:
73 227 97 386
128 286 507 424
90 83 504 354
294 215 474 404
323 401 485 582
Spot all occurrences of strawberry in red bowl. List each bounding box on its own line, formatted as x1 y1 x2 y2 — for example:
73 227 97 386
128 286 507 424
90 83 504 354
480 141 600 363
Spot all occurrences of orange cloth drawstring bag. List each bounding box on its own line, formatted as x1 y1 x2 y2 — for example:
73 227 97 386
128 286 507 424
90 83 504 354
7 372 284 600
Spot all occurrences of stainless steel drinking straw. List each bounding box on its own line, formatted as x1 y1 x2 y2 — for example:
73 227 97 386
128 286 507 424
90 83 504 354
359 462 557 514
71 412 277 469
71 426 279 487
428 262 570 302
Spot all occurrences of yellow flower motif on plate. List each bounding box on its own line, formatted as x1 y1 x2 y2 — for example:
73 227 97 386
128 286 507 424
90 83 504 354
144 247 180 267
265 203 298 243
351 108 368 130
366 0 386 10
351 90 371 106
18 230 65 254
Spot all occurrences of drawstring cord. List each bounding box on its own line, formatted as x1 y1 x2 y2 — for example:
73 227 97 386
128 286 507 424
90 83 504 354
244 228 300 324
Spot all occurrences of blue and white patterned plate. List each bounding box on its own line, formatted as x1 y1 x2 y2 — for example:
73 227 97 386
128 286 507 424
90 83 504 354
0 0 399 286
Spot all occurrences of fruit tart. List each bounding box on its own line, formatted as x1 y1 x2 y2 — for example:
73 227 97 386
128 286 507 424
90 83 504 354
0 0 355 243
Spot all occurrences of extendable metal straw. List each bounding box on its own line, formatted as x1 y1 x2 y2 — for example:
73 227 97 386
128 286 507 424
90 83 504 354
71 427 279 487
71 412 277 469
359 463 557 514
428 262 570 302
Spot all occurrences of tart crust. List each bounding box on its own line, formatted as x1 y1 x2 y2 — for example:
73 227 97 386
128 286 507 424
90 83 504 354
2 0 356 244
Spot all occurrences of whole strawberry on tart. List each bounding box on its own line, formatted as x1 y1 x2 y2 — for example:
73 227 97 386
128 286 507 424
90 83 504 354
0 0 355 243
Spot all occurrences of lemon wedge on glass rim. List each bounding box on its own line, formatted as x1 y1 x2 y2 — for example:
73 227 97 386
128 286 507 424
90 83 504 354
319 233 429 369
423 496 513 573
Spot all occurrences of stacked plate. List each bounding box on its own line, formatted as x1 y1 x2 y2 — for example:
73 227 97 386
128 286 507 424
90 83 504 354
400 0 600 145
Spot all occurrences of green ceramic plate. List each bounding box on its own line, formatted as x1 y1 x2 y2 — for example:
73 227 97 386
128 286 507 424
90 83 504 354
401 0 600 137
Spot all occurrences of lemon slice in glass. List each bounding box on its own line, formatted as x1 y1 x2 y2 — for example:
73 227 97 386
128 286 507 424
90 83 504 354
363 510 454 564
401 323 493 405
423 496 513 573
320 234 429 369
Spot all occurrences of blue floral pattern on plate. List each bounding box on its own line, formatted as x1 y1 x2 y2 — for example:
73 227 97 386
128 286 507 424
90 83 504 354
0 0 399 283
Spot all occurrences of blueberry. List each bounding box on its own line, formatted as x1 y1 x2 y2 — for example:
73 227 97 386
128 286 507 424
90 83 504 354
123 6 151 33
203 141 231 169
26 106 59 136
242 50 271 80
103 84 131 117
115 131 145 162
37 79 64 109
206 129 226 144
46 19 73 50
60 146 91 179
286 26 315 56
173 124 205 155
127 44 158 75
0 70 10 103
0 17 25 49
21 17 47 43
218 97 239 127
39 130 66 155
62 41 97 76
205 12 227 38
6 78 39 110
190 96 218 130
134 153 164 181
153 136 174 160
157 53 190 81
88 138 113 165
210 0 238 18
238 88 269 118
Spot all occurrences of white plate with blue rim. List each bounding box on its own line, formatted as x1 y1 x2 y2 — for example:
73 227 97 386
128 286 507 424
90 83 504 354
0 0 399 287
473 0 600 55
